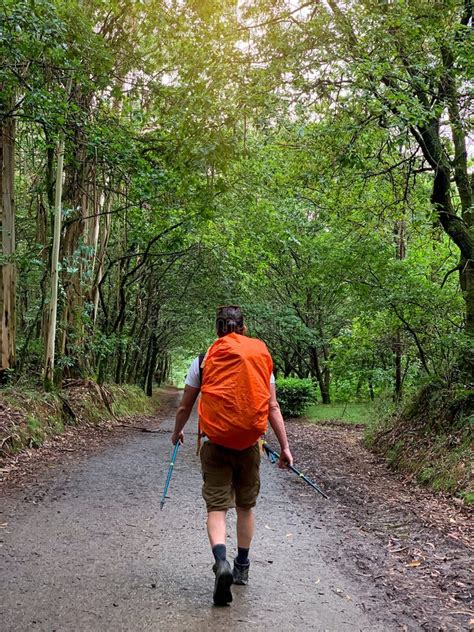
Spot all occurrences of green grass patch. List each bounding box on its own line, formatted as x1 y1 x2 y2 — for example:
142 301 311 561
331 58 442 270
458 491 474 505
305 402 374 425
110 384 155 417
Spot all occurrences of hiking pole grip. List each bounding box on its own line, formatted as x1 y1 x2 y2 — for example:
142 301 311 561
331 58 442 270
160 441 180 510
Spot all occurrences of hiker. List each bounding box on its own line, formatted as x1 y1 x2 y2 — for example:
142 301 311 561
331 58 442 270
171 305 293 606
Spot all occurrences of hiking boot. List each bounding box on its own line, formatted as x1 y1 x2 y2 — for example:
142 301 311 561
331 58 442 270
212 559 233 606
232 559 250 585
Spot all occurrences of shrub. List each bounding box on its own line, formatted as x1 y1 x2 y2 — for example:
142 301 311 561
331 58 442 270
276 377 317 418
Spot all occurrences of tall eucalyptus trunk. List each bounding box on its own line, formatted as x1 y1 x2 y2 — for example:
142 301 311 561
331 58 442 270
44 93 69 389
0 105 16 377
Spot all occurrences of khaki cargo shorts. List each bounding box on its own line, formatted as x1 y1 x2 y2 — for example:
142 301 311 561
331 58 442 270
200 441 261 512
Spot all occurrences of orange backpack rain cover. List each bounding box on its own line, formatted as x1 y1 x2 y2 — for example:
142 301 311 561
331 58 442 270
198 333 273 450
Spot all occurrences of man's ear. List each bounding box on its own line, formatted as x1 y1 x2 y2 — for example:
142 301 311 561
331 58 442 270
242 325 248 335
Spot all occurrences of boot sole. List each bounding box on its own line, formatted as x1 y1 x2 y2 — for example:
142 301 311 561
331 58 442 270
213 568 233 606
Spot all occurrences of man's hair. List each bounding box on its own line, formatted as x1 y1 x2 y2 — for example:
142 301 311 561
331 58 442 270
215 305 245 337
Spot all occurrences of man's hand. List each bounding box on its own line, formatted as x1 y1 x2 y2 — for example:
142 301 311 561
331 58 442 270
171 430 184 445
278 447 293 469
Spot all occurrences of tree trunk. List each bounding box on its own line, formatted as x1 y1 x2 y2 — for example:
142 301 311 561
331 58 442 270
464 261 474 338
92 193 112 324
145 333 158 396
440 43 473 342
368 377 375 401
59 84 93 376
97 354 108 386
309 346 331 404
121 294 141 380
393 330 402 402
141 333 152 391
44 104 68 389
317 319 332 403
393 219 406 401
0 109 16 377
115 348 124 384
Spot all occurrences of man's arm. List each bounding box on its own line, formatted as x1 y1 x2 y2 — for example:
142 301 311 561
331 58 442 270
171 385 200 445
268 383 293 468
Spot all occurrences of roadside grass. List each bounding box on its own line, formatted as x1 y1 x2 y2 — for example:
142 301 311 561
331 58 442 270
0 383 158 458
305 402 374 425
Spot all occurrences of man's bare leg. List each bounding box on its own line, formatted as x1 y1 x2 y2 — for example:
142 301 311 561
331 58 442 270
207 510 227 547
236 506 254 549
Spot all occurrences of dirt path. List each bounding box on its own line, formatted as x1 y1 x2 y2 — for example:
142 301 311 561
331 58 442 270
0 390 471 631
285 420 473 632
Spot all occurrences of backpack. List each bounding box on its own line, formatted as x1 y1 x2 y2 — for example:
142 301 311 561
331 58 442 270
198 332 273 450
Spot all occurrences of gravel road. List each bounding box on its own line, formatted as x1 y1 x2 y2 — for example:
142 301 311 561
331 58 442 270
1 392 391 631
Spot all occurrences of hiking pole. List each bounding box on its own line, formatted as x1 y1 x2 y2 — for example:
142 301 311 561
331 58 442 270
160 442 180 510
262 441 329 499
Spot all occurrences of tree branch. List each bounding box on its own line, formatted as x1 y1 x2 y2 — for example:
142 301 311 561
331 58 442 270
238 1 320 30
440 264 463 289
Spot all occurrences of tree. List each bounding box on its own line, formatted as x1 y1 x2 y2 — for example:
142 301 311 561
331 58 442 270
44 79 71 389
3 0 470 404
241 0 473 370
0 94 16 377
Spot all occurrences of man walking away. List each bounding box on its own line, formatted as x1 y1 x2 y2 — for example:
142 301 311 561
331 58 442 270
172 305 293 606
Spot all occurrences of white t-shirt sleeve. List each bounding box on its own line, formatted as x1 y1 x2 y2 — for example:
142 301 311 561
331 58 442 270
270 373 275 384
185 356 201 388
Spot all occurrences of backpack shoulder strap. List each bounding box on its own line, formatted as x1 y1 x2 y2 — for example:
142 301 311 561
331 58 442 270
196 351 206 457
198 352 206 384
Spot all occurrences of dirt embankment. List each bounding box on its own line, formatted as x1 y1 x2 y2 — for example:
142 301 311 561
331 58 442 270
283 419 473 632
0 381 158 484
367 383 473 499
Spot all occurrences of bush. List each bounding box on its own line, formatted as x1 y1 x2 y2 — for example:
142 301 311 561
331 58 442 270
276 377 317 418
